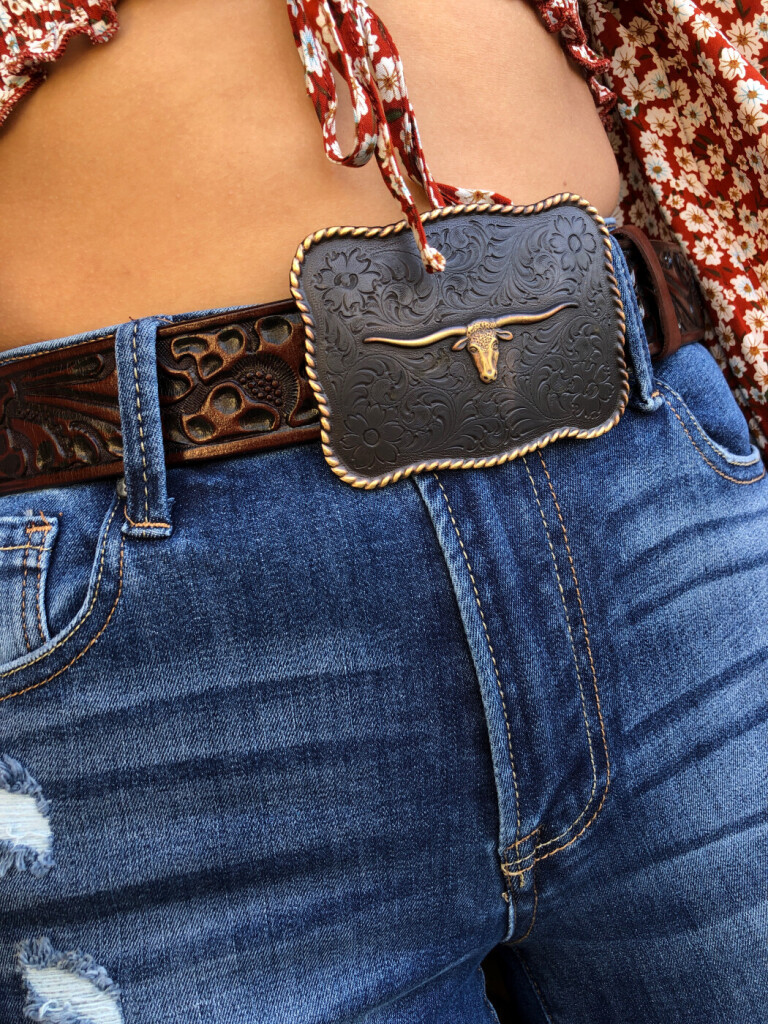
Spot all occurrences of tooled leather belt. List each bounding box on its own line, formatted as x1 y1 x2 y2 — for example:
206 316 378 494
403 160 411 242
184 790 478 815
0 226 707 497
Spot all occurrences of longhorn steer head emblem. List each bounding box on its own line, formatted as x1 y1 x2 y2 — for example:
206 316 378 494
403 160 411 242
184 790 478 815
365 302 577 383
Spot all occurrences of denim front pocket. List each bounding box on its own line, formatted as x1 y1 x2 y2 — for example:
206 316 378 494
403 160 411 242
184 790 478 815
0 490 124 701
654 342 765 485
0 514 59 665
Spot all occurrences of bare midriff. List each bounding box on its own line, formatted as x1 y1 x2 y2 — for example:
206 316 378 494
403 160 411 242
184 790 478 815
0 0 620 350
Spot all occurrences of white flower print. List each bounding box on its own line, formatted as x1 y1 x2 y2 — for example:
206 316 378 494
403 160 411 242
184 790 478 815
645 153 673 181
734 275 759 299
625 16 656 43
352 132 377 166
738 99 768 135
612 44 640 77
667 22 691 49
680 202 713 232
673 144 697 171
733 167 752 192
693 237 722 264
734 78 768 105
729 17 762 58
299 26 323 76
646 106 678 135
351 81 369 119
626 75 653 105
668 78 692 107
643 66 672 98
719 47 747 79
455 188 496 204
712 290 736 323
373 56 403 103
745 307 768 334
315 5 340 54
681 98 709 130
730 355 747 377
745 146 764 173
732 235 757 263
640 129 666 155
697 52 716 77
692 11 722 41
667 0 696 22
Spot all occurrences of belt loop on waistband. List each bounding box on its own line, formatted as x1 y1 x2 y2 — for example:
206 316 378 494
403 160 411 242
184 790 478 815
115 317 173 540
609 235 663 414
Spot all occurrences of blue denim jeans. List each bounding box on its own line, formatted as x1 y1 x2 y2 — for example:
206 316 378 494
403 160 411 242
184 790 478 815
0 235 766 1024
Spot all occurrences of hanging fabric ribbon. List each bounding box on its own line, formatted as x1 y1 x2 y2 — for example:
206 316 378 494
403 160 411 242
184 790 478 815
286 0 512 272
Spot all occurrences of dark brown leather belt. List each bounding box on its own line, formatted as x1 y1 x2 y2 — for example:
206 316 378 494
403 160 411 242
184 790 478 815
0 228 707 497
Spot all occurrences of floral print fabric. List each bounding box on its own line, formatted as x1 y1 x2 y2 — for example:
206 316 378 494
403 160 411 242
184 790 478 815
0 1 118 126
581 0 768 447
1 0 767 445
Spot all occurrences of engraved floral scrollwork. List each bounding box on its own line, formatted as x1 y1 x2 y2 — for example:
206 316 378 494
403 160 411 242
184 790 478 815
299 202 626 483
314 250 381 315
548 213 598 273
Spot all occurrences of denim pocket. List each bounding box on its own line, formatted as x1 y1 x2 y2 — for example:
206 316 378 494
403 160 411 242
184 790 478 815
0 514 59 665
653 342 765 484
0 493 124 701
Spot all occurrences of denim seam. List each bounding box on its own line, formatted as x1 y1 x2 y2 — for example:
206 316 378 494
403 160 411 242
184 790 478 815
658 388 766 484
0 545 46 552
0 537 124 704
34 543 46 644
506 826 541 945
21 538 33 653
510 875 538 946
656 379 763 467
511 457 600 866
432 473 522 879
0 334 115 369
29 515 53 646
656 380 762 465
0 502 120 683
123 508 172 530
130 320 151 522
527 452 611 860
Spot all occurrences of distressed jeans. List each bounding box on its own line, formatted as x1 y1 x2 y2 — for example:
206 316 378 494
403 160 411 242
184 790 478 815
0 235 766 1024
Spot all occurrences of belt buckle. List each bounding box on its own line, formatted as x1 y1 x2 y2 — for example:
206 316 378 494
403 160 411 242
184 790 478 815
291 195 629 488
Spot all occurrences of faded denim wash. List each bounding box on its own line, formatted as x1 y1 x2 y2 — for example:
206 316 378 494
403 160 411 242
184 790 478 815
0 235 766 1023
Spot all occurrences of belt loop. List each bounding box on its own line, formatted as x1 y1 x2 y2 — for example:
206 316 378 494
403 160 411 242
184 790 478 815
609 234 663 414
115 317 173 539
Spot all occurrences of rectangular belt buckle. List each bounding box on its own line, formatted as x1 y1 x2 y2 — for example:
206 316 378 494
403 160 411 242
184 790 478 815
290 195 629 488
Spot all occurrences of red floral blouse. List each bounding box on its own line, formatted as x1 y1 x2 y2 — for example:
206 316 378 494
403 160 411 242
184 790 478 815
2 0 767 448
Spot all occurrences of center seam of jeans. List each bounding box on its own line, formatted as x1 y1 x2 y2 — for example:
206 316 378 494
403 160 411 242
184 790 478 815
432 472 522 881
510 455 609 868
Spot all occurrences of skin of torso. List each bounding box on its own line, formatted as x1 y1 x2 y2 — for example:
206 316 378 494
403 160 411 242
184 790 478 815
0 0 620 349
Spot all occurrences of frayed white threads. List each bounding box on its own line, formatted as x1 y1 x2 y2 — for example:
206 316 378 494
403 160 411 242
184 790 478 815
18 938 124 1024
0 756 53 879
